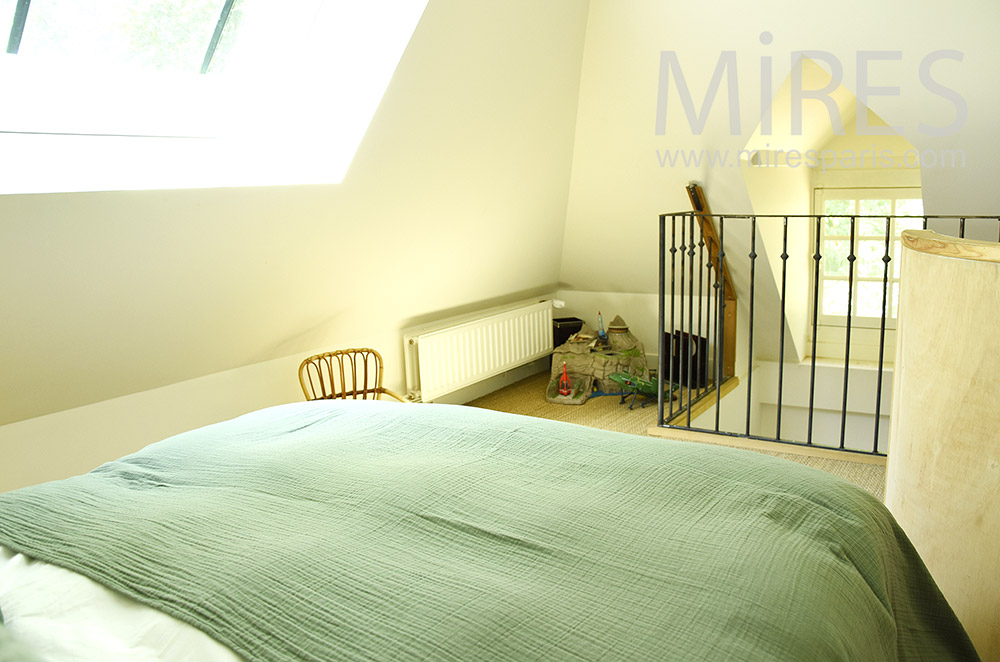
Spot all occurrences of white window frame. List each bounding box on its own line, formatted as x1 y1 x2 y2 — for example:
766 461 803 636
810 187 923 363
813 187 924 330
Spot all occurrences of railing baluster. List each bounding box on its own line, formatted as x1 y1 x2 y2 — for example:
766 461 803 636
708 241 716 398
839 217 857 449
960 217 966 239
664 215 684 418
715 216 726 432
697 226 706 400
873 216 892 453
679 215 687 423
658 214 667 426
745 216 757 436
707 243 716 416
687 216 696 427
807 215 822 445
681 216 704 416
776 217 788 441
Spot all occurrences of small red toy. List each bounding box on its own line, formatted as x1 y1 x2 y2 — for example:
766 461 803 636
558 362 572 396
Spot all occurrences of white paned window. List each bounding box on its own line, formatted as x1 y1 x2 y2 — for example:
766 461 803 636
816 188 924 328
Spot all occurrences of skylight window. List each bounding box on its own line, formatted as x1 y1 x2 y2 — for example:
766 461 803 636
0 0 428 193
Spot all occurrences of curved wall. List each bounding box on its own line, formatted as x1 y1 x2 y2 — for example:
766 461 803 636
886 229 1000 660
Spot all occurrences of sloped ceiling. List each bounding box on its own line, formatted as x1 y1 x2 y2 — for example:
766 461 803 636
0 0 592 425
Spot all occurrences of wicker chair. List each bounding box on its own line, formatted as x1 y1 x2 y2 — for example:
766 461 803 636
298 348 405 402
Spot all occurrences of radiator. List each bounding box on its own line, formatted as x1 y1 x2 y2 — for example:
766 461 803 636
403 299 554 402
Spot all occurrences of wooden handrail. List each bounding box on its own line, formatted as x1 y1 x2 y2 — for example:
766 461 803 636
685 183 737 380
686 183 737 302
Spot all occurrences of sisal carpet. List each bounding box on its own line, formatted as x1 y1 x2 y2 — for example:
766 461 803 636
468 371 886 501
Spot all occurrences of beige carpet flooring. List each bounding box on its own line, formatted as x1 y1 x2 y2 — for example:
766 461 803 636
468 371 886 501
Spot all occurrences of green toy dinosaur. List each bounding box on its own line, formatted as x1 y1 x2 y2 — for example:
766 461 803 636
608 371 679 410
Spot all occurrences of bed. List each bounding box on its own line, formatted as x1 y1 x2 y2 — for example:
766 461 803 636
0 400 979 661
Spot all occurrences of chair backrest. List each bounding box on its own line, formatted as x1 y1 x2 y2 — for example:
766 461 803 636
298 348 390 401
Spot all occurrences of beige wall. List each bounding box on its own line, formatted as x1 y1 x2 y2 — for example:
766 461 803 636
561 0 1000 295
0 0 591 490
741 166 812 362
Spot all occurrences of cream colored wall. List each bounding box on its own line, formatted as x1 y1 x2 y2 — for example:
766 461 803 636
741 166 812 362
0 0 591 491
553 290 661 357
561 0 1000 298
810 110 921 191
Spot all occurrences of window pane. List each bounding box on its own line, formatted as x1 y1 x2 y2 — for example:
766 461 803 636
0 0 17 39
18 0 226 72
204 0 245 73
857 281 887 318
895 198 924 216
860 199 891 216
823 215 851 236
824 199 855 216
823 280 849 316
816 189 921 327
823 239 851 276
859 217 888 236
858 240 887 278
0 0 430 192
206 0 326 76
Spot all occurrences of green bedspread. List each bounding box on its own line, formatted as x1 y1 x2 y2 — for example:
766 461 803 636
0 401 979 661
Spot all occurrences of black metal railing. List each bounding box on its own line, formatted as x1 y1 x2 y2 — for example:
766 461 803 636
656 213 1000 456
656 212 736 430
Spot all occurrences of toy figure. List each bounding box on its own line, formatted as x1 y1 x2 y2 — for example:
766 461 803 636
558 362 572 396
608 371 678 409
